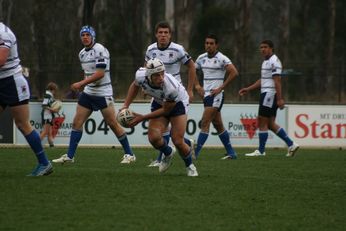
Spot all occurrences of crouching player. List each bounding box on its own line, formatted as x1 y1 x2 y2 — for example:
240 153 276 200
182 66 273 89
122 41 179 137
122 58 198 177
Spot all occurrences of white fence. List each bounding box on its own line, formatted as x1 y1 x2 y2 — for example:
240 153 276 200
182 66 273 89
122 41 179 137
12 102 346 148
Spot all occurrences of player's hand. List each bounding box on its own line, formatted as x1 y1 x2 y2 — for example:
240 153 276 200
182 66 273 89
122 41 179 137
71 82 83 92
128 112 144 127
210 87 222 96
118 105 129 112
239 88 248 96
188 90 194 103
277 99 285 109
195 85 204 98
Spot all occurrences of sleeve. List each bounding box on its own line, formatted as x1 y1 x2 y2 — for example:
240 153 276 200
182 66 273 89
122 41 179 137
271 56 282 76
95 46 108 69
178 45 192 65
195 56 202 70
0 32 12 48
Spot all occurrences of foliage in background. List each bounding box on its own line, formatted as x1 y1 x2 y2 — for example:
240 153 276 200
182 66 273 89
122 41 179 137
0 0 345 103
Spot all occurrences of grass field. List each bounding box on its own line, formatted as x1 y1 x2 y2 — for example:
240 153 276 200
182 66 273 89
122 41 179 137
0 147 345 231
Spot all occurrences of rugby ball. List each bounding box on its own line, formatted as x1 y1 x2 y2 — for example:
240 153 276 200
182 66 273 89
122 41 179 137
117 108 134 127
51 100 62 111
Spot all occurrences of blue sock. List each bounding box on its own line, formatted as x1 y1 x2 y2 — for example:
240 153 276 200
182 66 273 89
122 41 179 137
118 133 133 155
276 128 293 146
159 142 173 156
195 132 209 158
182 152 192 167
25 130 49 165
218 130 235 156
258 131 268 154
157 132 170 161
67 129 83 159
184 137 191 146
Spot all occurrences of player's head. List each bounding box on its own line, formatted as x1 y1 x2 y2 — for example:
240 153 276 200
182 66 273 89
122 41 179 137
261 39 274 49
46 82 58 92
260 40 274 57
80 25 96 46
155 21 172 34
205 34 219 55
206 34 218 44
146 58 165 85
155 21 172 47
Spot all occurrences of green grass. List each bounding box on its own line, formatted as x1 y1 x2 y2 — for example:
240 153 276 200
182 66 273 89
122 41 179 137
0 147 345 231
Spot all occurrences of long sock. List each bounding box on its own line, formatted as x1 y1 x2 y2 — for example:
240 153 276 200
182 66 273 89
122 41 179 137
195 132 209 158
157 132 170 161
218 130 235 155
184 137 191 146
276 127 293 146
117 133 133 155
25 130 49 165
159 141 173 156
182 151 192 167
67 129 83 159
258 131 268 154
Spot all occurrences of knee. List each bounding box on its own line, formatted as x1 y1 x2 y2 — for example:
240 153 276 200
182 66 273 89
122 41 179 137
148 129 163 147
172 138 184 149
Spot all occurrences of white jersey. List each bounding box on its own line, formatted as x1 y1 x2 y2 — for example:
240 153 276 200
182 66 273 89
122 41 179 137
79 43 112 96
134 68 189 105
195 51 231 97
145 42 191 83
261 54 282 94
0 23 22 79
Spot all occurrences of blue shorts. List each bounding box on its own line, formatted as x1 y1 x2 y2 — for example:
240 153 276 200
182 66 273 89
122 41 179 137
258 92 278 117
151 100 187 118
78 92 114 111
0 73 30 108
203 92 224 112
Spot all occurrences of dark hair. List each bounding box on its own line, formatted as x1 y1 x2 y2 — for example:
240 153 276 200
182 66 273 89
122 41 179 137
261 39 274 48
46 82 58 91
206 34 218 44
155 21 172 33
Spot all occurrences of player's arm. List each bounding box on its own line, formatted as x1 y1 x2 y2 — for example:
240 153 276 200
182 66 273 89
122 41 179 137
186 59 196 102
239 79 261 96
122 81 140 109
71 69 105 92
0 47 9 66
211 64 238 96
129 100 175 127
273 75 284 109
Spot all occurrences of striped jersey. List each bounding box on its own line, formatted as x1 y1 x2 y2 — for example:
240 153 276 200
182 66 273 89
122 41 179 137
261 54 282 93
41 90 55 119
134 67 189 105
0 23 22 79
145 42 192 83
195 51 231 96
79 43 112 96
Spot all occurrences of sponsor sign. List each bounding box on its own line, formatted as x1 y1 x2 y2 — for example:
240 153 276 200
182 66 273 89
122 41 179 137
15 102 287 147
288 105 346 147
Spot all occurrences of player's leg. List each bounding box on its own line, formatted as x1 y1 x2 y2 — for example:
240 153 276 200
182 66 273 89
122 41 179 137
69 104 91 158
102 104 135 163
11 103 53 175
47 123 54 147
195 107 215 158
4 74 52 175
269 118 299 157
212 112 237 159
170 114 198 176
40 122 49 140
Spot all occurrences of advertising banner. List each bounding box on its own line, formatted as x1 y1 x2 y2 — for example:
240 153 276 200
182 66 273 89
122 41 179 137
287 105 346 147
15 102 288 147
